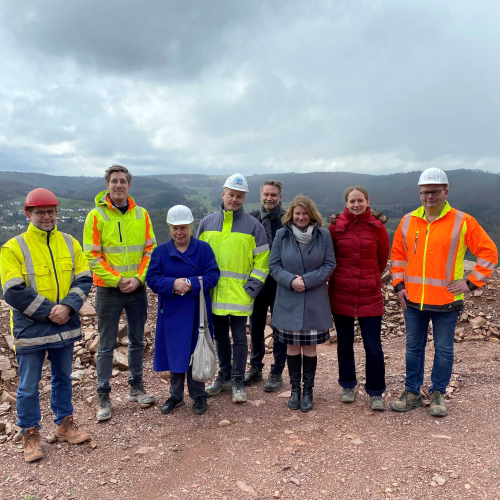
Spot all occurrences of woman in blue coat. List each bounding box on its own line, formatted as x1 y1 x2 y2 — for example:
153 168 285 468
146 205 220 416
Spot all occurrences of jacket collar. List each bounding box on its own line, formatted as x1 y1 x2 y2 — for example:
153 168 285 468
27 222 58 240
412 201 451 221
335 207 382 231
95 190 137 212
220 203 244 221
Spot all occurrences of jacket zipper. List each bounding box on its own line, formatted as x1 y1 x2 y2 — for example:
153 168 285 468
118 222 123 243
414 231 419 254
420 226 430 310
47 231 60 304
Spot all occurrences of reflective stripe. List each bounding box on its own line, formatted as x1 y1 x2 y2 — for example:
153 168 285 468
445 210 464 282
145 238 156 247
391 260 406 268
68 287 87 300
75 271 92 280
212 302 253 312
253 244 270 255
14 328 81 347
251 268 268 280
401 214 412 256
477 258 496 271
220 271 250 280
102 245 127 254
15 235 37 292
136 207 143 219
392 272 404 280
23 293 46 317
89 257 103 270
60 232 75 284
2 277 26 294
472 270 489 282
109 263 141 273
84 244 101 252
405 275 448 287
128 245 146 252
95 206 110 221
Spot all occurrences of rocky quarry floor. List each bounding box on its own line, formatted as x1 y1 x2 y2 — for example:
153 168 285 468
0 263 500 500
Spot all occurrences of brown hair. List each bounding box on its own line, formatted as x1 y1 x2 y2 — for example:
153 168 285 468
105 164 132 183
344 185 369 202
282 195 323 227
260 179 283 195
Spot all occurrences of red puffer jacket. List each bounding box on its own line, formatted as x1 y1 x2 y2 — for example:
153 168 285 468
328 207 390 317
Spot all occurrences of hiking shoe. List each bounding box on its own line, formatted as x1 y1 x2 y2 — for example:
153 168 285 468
390 390 423 412
56 415 90 444
206 371 232 396
96 393 112 421
340 388 355 403
370 395 386 411
193 397 208 415
429 391 448 417
128 380 156 405
232 379 248 403
264 372 283 392
23 427 43 463
161 396 184 414
243 366 263 386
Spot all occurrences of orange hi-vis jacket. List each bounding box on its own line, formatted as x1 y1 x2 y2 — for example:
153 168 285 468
83 191 156 287
391 202 498 311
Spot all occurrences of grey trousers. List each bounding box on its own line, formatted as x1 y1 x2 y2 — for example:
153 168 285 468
169 367 208 401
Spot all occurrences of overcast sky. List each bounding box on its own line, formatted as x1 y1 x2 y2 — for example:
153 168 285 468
1 0 499 177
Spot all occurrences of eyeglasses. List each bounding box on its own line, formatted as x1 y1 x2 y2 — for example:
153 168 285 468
419 189 445 198
33 209 57 217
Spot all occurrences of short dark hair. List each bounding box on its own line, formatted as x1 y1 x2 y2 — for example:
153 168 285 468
105 164 132 183
260 180 283 195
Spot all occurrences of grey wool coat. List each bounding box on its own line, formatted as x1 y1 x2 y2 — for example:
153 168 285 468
270 223 336 332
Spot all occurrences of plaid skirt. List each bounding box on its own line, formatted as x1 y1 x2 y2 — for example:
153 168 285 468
276 328 330 346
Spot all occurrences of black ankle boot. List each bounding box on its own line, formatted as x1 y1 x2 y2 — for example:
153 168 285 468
287 354 302 410
301 355 317 412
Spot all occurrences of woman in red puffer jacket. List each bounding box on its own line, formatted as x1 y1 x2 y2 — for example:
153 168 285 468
328 186 390 411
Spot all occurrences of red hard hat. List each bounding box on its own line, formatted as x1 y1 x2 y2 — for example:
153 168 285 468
24 188 59 214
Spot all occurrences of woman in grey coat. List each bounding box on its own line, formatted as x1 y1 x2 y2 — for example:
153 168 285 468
270 195 336 412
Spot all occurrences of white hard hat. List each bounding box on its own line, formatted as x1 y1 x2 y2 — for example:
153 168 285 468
223 173 249 193
166 205 194 225
418 168 449 186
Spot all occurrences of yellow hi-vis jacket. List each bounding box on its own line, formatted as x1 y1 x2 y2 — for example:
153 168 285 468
197 205 270 316
83 191 156 287
0 223 93 354
391 202 498 311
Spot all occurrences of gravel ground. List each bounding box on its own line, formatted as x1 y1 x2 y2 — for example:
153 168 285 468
1 336 500 500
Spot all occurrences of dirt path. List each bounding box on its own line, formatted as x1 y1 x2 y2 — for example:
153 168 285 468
1 337 500 500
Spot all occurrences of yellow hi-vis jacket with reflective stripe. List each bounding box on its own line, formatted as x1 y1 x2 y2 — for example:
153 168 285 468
0 223 93 354
83 191 156 287
197 205 270 316
391 202 498 311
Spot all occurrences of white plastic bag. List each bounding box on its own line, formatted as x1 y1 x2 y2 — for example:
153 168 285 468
190 276 217 382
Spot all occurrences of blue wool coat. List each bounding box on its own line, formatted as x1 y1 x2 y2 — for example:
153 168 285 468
146 237 220 373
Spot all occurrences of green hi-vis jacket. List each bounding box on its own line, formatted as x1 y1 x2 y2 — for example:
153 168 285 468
83 191 156 287
197 205 270 316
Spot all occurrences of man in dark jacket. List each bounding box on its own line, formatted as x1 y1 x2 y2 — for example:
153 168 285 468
244 180 287 391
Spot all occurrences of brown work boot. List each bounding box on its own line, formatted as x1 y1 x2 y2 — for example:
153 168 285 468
56 416 90 444
23 426 44 463
390 389 423 412
429 391 448 417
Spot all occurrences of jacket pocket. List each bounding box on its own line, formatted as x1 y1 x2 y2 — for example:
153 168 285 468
34 264 51 291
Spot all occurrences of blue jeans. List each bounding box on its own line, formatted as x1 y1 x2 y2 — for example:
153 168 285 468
333 314 386 396
404 307 460 394
17 343 74 431
95 285 148 393
212 314 247 381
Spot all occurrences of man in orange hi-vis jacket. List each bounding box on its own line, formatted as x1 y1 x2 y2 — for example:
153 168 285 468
390 168 497 418
83 165 156 421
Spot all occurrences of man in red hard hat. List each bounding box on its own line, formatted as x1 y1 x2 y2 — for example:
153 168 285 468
0 188 93 462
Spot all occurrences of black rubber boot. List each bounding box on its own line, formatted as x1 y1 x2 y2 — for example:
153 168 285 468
287 354 302 410
301 355 317 412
